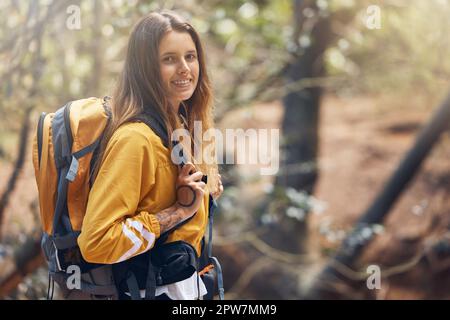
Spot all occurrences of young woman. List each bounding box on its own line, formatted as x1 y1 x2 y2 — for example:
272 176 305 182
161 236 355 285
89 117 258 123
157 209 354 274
77 11 223 300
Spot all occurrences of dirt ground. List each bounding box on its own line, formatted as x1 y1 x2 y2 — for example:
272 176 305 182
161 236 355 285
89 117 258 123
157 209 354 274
311 94 450 299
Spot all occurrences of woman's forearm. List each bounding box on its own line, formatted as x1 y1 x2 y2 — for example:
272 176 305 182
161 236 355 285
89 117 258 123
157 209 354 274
154 205 188 234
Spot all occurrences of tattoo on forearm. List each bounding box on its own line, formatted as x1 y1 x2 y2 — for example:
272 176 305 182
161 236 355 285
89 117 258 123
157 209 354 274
155 207 185 234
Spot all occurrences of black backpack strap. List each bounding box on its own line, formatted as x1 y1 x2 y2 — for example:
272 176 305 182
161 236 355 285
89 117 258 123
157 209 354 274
207 195 218 257
131 107 169 148
51 102 74 240
144 250 157 300
37 112 47 168
125 271 141 300
198 195 225 300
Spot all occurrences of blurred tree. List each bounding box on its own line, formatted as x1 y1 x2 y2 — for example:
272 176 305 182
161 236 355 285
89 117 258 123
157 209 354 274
265 0 357 254
86 0 104 97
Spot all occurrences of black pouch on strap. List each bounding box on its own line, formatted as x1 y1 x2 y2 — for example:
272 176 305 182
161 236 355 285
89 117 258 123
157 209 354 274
113 250 151 296
113 240 198 299
151 240 198 285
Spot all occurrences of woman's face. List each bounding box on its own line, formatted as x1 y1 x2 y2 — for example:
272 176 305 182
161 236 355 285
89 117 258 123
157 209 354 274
159 30 199 110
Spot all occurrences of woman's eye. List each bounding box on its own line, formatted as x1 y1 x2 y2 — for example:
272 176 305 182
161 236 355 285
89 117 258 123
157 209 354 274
186 54 197 61
164 56 175 63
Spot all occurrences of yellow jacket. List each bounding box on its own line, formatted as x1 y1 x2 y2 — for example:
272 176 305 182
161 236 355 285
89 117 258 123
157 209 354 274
77 122 209 264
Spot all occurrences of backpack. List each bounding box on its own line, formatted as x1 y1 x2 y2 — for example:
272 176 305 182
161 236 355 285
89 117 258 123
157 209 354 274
32 96 224 300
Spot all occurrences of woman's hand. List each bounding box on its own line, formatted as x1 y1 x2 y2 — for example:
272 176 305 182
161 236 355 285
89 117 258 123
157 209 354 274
175 162 206 219
155 167 220 234
211 174 224 200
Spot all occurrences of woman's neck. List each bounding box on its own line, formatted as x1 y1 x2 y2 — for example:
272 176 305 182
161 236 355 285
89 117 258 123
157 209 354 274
169 99 181 113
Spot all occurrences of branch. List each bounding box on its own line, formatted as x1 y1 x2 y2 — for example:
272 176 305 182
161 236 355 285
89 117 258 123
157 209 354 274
0 108 32 238
0 235 44 299
215 62 289 122
215 231 316 264
225 256 272 299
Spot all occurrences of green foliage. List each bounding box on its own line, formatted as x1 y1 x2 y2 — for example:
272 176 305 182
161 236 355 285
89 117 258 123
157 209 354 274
0 0 293 127
1 0 449 136
325 0 450 96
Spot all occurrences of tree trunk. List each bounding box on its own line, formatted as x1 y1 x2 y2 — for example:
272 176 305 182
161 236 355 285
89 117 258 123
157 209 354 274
86 0 103 96
270 1 334 254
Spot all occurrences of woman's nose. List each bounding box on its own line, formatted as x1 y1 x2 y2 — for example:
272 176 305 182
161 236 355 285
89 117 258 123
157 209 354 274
178 59 190 75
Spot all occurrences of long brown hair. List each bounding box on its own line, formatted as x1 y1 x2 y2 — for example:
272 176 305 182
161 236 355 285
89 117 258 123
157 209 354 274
92 11 219 192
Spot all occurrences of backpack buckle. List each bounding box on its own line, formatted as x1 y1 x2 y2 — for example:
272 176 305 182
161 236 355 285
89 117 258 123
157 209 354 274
66 156 79 182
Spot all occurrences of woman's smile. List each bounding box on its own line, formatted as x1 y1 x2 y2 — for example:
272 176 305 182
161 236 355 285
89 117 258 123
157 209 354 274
171 78 193 89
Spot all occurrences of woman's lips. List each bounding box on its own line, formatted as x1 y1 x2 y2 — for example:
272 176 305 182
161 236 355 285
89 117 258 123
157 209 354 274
171 79 192 89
